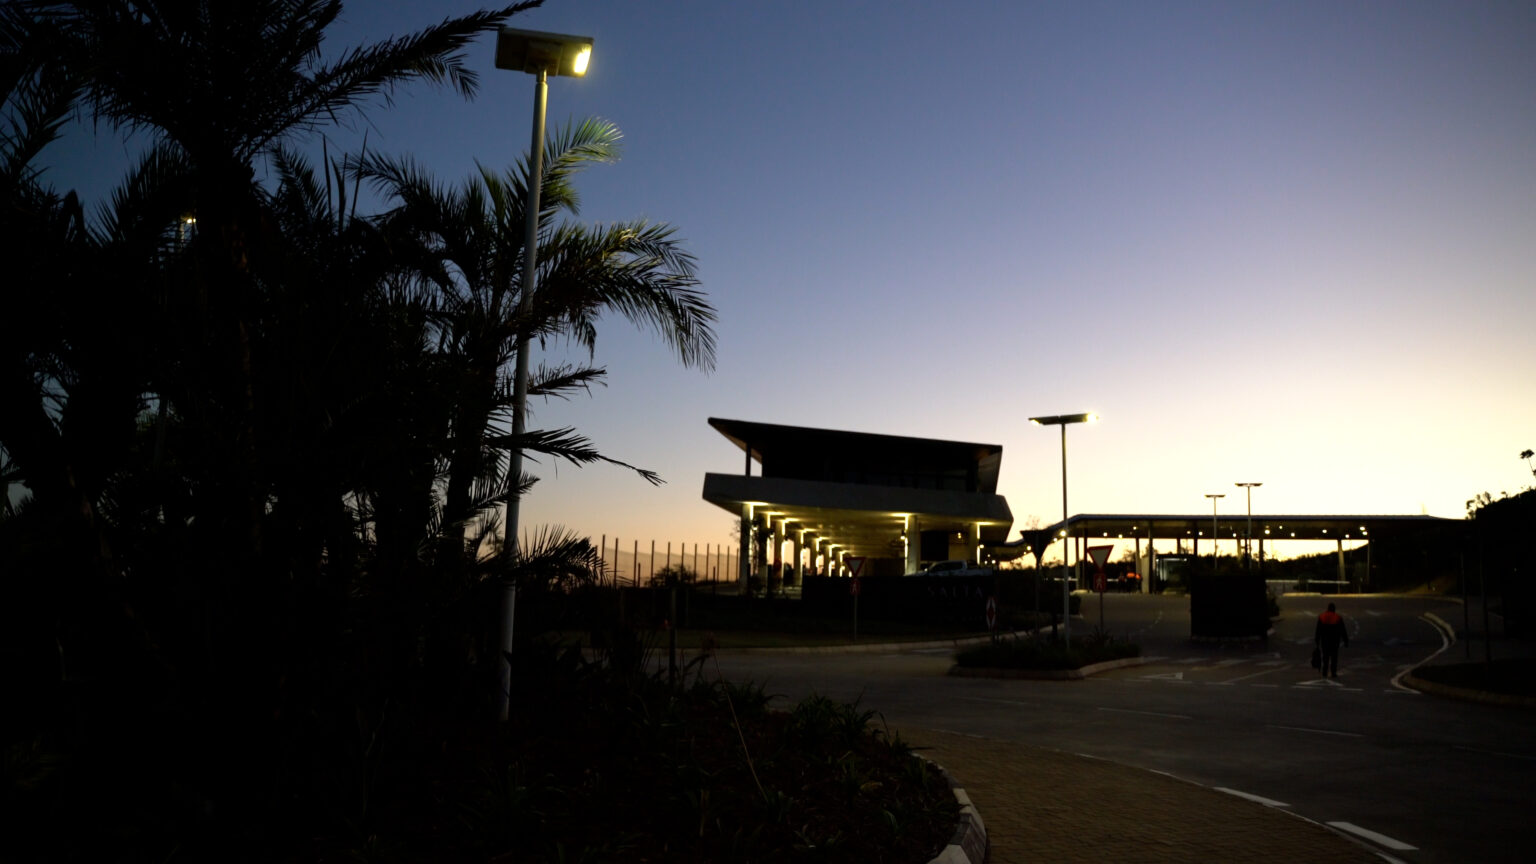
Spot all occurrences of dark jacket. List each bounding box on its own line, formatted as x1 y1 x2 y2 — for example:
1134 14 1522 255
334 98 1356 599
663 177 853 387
1315 610 1348 647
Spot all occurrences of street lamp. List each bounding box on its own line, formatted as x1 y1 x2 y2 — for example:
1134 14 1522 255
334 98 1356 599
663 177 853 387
493 27 593 721
1030 412 1098 643
1204 493 1225 565
1235 482 1261 568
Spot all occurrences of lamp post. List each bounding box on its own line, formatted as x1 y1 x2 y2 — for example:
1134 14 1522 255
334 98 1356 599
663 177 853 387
493 27 593 721
1235 482 1261 568
1204 493 1224 566
1030 412 1098 643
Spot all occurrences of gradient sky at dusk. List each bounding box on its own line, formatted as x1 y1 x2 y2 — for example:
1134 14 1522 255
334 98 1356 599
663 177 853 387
45 1 1536 559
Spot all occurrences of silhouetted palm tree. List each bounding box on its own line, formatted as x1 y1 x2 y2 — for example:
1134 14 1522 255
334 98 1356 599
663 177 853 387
366 118 717 563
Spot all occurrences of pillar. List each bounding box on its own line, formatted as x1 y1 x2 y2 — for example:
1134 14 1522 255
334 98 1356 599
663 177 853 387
905 517 920 575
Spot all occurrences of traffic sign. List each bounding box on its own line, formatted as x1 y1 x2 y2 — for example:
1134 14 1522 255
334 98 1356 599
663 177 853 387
985 596 997 631
1094 572 1107 593
850 577 861 597
847 556 867 578
1086 545 1113 570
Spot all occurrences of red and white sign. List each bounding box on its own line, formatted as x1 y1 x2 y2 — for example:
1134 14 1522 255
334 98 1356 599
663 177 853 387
1086 545 1114 570
985 596 998 631
1094 572 1107 593
850 577 861 597
846 556 867 578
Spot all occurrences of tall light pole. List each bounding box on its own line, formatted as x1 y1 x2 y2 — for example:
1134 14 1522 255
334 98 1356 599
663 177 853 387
1030 412 1098 643
1205 493 1225 567
1235 482 1261 568
493 27 592 720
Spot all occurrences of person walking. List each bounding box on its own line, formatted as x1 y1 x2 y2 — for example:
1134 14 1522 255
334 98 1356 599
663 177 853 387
1315 602 1349 677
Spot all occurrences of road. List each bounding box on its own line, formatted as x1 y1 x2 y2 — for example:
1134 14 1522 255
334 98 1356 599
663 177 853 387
710 593 1535 863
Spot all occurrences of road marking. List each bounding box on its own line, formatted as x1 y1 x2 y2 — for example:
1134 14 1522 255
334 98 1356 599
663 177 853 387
1454 745 1536 762
1255 660 1287 666
1214 658 1248 667
1326 821 1417 851
1217 665 1291 685
1267 724 1363 738
1097 706 1190 720
1141 671 1190 682
1390 614 1453 692
1294 677 1362 691
1214 787 1289 808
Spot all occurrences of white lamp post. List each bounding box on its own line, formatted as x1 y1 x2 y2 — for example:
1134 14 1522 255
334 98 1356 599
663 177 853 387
1030 412 1098 643
1235 482 1261 568
493 27 592 721
1204 493 1225 565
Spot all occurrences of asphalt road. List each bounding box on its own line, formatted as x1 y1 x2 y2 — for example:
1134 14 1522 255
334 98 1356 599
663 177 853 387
711 593 1535 864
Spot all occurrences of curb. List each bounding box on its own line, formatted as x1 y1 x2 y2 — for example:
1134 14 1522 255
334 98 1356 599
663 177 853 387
1399 613 1536 707
947 655 1149 680
1400 672 1536 708
923 759 988 864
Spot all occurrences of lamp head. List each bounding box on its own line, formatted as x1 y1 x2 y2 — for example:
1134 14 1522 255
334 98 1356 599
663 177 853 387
1029 412 1098 426
496 27 593 77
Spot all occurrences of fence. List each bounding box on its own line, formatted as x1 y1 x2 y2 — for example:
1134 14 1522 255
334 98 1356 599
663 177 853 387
591 536 739 589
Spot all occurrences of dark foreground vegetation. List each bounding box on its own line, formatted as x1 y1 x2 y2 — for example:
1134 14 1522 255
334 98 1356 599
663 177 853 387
0 4 962 860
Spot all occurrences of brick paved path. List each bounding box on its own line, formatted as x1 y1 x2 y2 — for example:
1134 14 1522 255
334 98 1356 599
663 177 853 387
909 728 1380 864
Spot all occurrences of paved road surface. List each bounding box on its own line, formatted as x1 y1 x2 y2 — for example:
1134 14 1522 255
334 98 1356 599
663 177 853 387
711 594 1535 863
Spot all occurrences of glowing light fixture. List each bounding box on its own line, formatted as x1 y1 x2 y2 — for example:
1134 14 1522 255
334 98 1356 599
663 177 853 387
495 28 594 77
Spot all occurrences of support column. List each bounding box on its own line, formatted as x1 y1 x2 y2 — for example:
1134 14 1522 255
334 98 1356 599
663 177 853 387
905 517 920 575
772 518 785 592
791 530 803 586
1337 537 1346 588
967 523 981 565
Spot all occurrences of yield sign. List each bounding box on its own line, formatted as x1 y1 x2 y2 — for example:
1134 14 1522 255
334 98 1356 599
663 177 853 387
1086 545 1114 569
846 556 867 578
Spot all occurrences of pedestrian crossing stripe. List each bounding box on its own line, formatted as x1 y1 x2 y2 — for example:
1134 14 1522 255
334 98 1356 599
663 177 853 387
1295 678 1343 688
1142 672 1186 681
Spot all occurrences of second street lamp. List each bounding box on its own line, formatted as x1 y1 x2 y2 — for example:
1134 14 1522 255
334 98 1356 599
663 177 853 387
1204 493 1225 566
1030 412 1098 644
492 27 593 721
1235 481 1262 568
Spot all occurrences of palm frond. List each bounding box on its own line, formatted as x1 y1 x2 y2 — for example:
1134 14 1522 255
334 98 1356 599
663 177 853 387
484 426 662 486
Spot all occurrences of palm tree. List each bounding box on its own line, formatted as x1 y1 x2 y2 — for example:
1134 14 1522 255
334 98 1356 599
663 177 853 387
366 118 716 571
17 0 539 564
1522 449 1534 478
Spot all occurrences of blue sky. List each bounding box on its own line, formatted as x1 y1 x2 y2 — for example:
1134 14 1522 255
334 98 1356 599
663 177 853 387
42 1 1536 560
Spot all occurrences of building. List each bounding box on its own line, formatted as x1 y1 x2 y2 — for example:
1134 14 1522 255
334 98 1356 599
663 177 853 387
700 418 1013 585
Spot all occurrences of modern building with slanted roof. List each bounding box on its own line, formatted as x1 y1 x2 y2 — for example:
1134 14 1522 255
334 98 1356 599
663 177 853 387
701 418 1013 586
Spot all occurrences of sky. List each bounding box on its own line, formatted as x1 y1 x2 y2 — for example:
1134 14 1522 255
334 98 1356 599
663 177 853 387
42 1 1536 561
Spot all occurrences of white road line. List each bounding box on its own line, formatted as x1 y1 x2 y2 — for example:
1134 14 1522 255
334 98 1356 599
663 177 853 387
1390 613 1454 692
1454 745 1536 762
1266 724 1363 738
1219 665 1291 684
1098 706 1190 720
1326 821 1418 851
1214 787 1289 808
